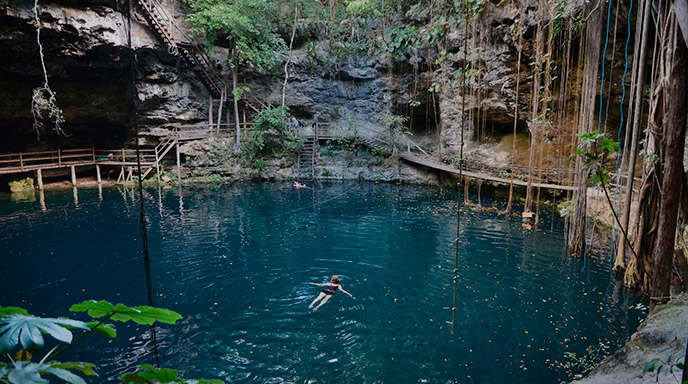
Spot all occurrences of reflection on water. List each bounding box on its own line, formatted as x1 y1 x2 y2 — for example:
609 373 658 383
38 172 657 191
0 182 644 383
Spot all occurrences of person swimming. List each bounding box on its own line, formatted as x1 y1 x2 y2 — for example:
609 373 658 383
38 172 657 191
308 275 352 311
293 181 307 189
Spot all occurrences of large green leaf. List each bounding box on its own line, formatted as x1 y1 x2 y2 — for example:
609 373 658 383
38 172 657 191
0 315 89 354
120 364 179 383
5 361 89 384
6 362 47 384
51 362 98 377
70 300 182 325
88 321 117 338
119 365 224 384
0 306 29 318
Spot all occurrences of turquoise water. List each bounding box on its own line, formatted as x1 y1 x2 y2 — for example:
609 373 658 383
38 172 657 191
0 182 643 383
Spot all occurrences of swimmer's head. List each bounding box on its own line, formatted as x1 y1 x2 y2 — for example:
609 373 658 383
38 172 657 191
331 276 340 284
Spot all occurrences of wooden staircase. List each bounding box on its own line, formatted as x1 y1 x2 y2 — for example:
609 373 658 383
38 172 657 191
141 132 179 179
135 0 224 97
296 137 316 180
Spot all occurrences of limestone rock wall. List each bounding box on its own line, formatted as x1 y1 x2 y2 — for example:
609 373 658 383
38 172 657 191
0 0 208 152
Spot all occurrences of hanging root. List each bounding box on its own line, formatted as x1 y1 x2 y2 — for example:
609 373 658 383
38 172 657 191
31 86 66 138
32 0 66 139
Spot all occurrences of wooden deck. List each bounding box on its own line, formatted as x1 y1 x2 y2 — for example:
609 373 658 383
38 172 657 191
399 153 576 191
0 148 155 175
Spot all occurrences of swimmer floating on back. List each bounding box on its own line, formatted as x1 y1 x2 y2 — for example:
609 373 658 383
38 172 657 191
293 181 307 189
308 275 352 311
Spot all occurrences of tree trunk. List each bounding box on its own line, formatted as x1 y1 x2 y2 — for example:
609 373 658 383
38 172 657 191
282 6 298 107
568 0 603 256
649 22 688 308
506 2 525 215
615 0 651 272
230 48 241 152
524 13 542 216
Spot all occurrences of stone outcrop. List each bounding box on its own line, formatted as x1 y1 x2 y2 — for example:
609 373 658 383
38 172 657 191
572 294 688 384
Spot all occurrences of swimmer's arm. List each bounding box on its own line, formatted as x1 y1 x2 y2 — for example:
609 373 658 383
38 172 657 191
339 286 353 297
310 282 327 286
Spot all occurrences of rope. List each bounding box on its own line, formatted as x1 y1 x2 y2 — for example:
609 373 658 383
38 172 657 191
609 0 634 279
451 0 470 336
126 0 160 367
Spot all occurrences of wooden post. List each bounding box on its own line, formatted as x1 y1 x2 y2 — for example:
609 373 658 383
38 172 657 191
39 189 46 212
121 149 125 165
71 165 77 186
19 152 24 170
96 165 102 184
216 88 225 136
226 102 231 136
92 147 96 162
243 109 247 134
209 95 214 131
155 149 161 185
312 122 318 180
58 149 62 166
176 140 181 181
37 169 43 190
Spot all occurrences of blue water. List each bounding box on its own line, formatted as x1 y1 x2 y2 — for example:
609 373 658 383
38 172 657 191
0 182 643 383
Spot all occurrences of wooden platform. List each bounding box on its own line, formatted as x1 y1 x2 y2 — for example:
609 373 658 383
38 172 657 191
399 153 576 191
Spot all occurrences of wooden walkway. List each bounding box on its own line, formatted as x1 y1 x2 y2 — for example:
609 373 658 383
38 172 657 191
0 130 190 187
399 153 576 191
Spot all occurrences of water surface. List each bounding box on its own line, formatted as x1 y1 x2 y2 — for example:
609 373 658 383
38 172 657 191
0 182 643 383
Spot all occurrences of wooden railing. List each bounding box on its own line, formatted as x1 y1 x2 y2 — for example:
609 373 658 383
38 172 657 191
0 148 159 175
0 149 95 173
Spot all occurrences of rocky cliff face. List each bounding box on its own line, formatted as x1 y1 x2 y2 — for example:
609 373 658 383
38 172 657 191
0 0 208 152
1 0 553 176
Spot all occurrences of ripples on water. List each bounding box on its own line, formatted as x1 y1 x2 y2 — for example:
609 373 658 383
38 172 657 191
0 182 643 383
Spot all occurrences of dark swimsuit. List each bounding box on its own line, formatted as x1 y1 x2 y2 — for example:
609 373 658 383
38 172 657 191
322 284 338 295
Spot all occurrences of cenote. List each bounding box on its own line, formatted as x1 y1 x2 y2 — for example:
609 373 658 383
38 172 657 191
0 182 644 383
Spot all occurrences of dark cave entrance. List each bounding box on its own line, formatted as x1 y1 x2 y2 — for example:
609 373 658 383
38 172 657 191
397 100 439 138
471 110 529 144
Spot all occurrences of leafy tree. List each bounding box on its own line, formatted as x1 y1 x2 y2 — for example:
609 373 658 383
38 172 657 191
242 106 305 163
185 0 287 151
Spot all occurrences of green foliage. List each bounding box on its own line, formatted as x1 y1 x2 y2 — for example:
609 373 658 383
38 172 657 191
374 112 411 154
567 132 619 185
378 24 420 59
499 169 510 179
120 364 223 384
450 155 466 166
232 86 251 101
563 341 611 377
207 173 223 183
643 355 686 383
69 300 182 325
242 106 305 165
0 301 192 384
0 313 89 354
184 0 286 71
0 307 29 318
1 361 96 384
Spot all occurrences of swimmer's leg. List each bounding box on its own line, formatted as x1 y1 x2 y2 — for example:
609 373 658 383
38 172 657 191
309 292 326 309
313 294 332 311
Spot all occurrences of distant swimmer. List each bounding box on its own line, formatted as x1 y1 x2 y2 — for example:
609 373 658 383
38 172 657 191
293 181 307 189
308 275 353 311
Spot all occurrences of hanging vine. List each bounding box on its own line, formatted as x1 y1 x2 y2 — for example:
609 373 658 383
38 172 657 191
31 0 66 139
